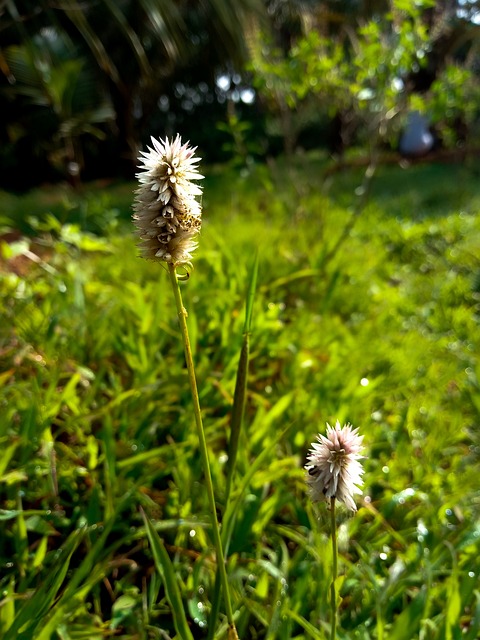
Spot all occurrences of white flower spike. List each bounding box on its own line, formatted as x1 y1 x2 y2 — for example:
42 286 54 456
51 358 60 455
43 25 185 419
132 134 204 267
305 421 365 512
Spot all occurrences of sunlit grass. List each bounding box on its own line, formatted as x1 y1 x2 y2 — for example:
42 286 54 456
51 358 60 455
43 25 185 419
1 157 479 638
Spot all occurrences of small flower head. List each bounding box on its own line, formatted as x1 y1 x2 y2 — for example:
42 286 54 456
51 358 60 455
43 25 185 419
132 134 204 268
305 421 365 512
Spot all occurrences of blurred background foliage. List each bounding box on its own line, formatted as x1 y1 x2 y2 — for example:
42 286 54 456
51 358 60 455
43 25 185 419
2 0 480 188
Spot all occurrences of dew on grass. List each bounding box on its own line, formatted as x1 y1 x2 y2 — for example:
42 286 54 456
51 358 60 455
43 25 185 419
189 529 196 538
379 552 388 560
198 586 204 595
360 377 369 386
417 519 428 542
382 466 389 474
389 558 405 581
395 487 415 505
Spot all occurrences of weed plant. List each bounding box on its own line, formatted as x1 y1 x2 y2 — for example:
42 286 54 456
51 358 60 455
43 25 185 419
0 157 479 638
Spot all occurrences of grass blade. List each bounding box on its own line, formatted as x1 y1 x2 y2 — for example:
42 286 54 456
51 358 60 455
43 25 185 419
208 254 258 638
225 251 258 506
32 493 135 637
285 609 327 638
141 508 194 640
4 527 86 640
244 250 258 335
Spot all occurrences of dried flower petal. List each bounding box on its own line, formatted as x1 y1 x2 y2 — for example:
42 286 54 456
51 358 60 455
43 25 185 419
305 421 365 512
133 134 204 267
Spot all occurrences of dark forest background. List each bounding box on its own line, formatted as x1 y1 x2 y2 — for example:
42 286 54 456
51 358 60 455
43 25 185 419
2 0 480 189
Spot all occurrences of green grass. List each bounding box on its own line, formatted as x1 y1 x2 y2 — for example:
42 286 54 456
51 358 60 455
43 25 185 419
1 156 479 639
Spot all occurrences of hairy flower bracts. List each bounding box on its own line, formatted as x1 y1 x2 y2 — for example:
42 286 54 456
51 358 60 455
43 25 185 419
133 134 204 267
306 421 365 512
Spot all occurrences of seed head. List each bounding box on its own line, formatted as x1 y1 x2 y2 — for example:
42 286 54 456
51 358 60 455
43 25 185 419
132 134 204 268
305 421 365 512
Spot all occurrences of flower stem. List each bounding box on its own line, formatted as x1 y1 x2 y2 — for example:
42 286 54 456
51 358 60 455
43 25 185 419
330 497 337 640
168 264 236 633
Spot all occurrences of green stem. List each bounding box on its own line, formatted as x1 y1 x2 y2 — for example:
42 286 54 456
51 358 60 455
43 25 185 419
330 497 337 640
168 264 236 633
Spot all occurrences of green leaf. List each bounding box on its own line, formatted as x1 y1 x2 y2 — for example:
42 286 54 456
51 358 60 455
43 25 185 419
187 593 208 628
32 536 49 570
110 593 138 630
446 573 461 639
388 589 427 640
0 578 15 637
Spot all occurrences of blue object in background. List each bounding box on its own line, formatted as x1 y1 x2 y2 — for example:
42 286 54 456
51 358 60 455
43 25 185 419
399 110 434 157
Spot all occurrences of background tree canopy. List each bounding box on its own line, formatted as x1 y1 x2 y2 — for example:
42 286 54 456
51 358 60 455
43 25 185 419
1 0 480 188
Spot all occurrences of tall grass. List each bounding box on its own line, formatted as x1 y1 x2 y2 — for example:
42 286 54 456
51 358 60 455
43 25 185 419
0 157 479 638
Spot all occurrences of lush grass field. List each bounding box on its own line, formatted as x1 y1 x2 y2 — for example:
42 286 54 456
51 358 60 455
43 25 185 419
1 156 479 639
